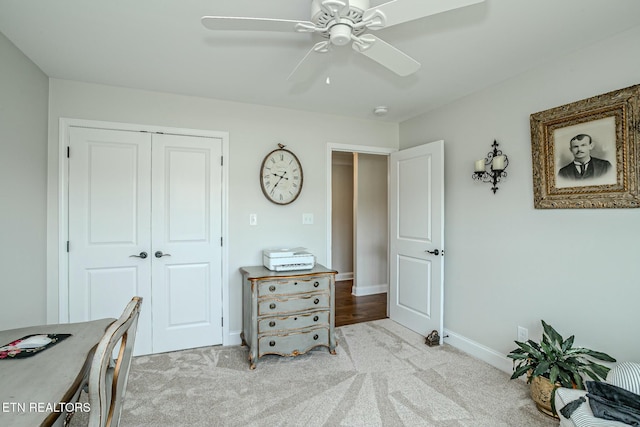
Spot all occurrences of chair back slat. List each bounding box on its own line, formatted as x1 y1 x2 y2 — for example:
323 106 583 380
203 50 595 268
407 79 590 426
88 296 142 427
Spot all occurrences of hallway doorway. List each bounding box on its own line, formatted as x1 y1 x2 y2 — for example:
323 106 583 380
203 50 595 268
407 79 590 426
328 144 394 327
334 280 387 327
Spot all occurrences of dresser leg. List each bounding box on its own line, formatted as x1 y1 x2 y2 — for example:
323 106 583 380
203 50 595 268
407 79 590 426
240 332 246 346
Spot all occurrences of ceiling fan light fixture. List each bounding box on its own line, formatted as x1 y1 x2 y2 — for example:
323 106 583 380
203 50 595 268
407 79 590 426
329 23 352 46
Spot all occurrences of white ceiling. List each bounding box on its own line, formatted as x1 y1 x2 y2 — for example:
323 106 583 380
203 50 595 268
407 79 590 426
1 0 640 122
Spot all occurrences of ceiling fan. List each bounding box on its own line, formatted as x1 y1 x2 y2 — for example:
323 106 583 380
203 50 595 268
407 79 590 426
201 0 484 82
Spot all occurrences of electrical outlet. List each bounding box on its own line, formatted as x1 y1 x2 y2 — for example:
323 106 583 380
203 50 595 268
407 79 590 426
517 326 528 342
302 213 314 225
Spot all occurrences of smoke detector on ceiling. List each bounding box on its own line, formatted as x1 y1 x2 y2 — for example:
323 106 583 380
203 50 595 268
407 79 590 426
373 106 388 116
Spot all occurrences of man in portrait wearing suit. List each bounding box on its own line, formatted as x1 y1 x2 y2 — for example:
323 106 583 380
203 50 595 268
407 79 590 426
558 133 612 180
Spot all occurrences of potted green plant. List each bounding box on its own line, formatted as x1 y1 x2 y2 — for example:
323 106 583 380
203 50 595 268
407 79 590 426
507 320 616 417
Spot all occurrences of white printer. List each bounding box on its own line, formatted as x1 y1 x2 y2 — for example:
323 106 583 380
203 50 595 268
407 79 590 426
263 247 315 272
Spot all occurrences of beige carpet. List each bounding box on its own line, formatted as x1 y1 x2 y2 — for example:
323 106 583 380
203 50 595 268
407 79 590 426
72 319 557 426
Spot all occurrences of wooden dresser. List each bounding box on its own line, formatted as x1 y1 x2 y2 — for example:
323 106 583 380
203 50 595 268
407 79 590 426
239 264 337 369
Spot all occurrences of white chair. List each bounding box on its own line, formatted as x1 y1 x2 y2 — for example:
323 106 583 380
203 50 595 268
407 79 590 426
87 297 142 427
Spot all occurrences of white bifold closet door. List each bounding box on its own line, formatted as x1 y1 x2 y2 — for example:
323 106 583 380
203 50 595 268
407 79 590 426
68 127 222 355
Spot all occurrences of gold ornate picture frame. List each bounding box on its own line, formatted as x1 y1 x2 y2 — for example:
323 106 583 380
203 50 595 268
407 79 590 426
530 84 640 209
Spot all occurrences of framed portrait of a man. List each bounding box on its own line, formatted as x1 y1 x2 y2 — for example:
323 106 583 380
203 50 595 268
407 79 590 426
530 84 640 209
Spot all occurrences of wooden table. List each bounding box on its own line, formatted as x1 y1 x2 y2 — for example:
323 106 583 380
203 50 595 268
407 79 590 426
0 318 115 427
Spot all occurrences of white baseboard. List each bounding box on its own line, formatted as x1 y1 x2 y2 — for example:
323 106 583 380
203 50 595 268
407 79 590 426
352 283 388 296
336 272 354 281
443 328 513 375
225 330 242 346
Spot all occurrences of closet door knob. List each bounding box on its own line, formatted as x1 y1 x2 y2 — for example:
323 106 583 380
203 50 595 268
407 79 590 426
129 252 148 259
155 251 171 258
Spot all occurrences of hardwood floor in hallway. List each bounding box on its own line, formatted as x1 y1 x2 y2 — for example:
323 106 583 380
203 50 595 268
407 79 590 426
335 280 387 327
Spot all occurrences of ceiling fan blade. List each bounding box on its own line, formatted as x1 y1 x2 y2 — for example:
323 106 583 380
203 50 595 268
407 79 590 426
201 16 315 33
352 35 420 77
363 0 485 29
287 41 331 83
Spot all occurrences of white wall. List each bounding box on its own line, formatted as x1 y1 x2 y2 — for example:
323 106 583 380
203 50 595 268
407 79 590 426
354 153 388 295
0 32 49 329
331 152 354 279
400 25 640 366
46 79 399 336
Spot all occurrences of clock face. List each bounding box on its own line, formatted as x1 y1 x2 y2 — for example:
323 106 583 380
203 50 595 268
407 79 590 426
260 148 303 205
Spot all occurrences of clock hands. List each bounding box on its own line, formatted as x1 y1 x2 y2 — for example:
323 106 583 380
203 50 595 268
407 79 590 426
271 172 289 180
270 171 287 195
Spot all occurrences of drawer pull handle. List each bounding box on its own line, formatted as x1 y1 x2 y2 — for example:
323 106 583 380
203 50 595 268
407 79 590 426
314 281 319 287
313 334 319 340
294 282 298 285
314 298 319 304
269 285 276 292
269 321 276 327
269 341 276 347
313 315 319 322
269 303 276 309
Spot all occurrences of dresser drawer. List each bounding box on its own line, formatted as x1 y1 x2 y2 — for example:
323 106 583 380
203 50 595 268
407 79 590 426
258 327 329 358
258 293 329 316
258 311 329 333
258 276 330 297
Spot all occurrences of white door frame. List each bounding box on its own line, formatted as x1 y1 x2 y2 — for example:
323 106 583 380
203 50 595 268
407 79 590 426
55 118 232 344
325 143 396 282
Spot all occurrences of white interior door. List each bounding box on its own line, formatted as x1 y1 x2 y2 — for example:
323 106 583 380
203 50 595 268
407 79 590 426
151 134 223 353
389 141 444 340
68 127 154 355
68 127 223 355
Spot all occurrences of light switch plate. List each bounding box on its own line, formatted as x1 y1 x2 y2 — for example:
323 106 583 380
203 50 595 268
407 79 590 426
302 213 314 225
249 214 257 226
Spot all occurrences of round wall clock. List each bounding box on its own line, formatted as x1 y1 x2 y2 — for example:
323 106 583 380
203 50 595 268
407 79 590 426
260 144 303 205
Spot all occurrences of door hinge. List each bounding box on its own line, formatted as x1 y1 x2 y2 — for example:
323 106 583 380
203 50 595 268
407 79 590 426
221 156 223 166
66 241 70 252
220 237 223 246
221 317 224 327
67 146 70 158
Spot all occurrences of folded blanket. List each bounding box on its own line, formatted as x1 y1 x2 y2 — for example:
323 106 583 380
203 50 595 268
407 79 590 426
560 381 640 425
586 381 640 426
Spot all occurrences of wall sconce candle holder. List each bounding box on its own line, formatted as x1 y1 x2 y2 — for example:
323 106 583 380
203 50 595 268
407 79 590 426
473 140 509 194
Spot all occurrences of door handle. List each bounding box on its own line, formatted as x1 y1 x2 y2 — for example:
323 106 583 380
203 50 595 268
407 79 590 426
130 251 148 259
425 249 440 256
155 251 172 258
